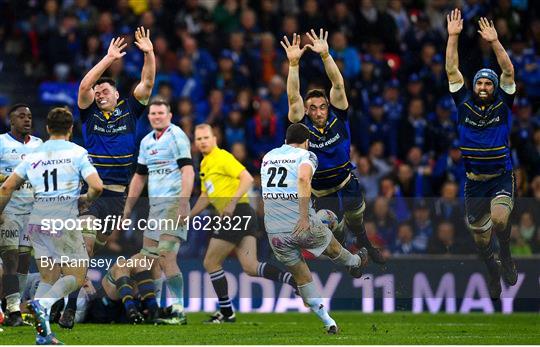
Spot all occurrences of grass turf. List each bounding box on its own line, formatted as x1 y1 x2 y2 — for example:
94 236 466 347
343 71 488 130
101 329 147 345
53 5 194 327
2 312 539 344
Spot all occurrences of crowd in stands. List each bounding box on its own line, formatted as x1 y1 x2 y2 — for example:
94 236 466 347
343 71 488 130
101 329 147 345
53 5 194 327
1 0 540 257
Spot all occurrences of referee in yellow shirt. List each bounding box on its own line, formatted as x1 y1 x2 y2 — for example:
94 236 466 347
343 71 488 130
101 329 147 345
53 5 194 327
191 124 297 323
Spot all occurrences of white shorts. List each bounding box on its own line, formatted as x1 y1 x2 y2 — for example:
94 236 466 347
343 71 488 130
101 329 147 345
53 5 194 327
143 204 187 242
27 224 89 263
0 214 29 251
267 217 332 266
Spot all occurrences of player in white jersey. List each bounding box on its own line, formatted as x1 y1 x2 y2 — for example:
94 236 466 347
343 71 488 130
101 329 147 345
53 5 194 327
0 107 103 345
261 123 368 334
0 104 42 326
123 99 194 325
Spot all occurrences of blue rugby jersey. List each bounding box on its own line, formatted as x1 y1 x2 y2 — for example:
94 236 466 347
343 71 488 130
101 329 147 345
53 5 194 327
79 95 146 185
303 106 353 191
451 85 515 175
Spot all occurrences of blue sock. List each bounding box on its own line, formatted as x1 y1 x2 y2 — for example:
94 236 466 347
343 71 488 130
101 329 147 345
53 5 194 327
116 276 136 312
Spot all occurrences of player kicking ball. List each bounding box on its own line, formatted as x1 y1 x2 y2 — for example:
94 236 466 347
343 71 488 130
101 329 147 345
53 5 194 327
0 107 103 344
261 123 368 334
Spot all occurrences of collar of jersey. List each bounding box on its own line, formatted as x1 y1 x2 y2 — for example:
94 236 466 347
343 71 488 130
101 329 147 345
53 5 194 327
8 132 31 144
307 113 337 137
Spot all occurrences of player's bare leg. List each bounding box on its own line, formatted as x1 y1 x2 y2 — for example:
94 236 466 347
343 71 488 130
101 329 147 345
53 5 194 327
322 236 369 278
286 258 338 334
235 235 298 291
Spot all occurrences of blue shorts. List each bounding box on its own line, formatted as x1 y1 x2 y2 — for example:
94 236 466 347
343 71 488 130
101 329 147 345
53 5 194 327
464 170 515 226
313 175 365 219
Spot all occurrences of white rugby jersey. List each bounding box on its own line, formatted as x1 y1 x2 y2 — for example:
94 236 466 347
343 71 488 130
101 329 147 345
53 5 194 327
14 139 97 225
0 133 43 214
261 144 318 234
138 124 191 202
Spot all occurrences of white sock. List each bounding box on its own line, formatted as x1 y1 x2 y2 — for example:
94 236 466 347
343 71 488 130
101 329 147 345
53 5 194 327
6 293 21 313
154 278 164 307
331 247 360 267
298 282 336 327
39 275 77 312
35 281 52 300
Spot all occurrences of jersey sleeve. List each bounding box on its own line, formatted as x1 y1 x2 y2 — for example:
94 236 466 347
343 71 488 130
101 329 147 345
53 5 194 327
171 130 192 160
450 84 469 106
299 151 318 174
222 151 246 178
13 160 29 181
78 102 96 123
330 105 348 121
78 150 98 179
498 86 516 107
137 141 147 165
127 94 147 118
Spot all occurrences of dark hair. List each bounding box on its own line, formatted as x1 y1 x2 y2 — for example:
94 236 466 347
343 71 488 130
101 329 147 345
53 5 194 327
47 107 73 135
149 98 171 112
93 77 117 89
286 123 310 144
305 89 328 102
8 103 31 117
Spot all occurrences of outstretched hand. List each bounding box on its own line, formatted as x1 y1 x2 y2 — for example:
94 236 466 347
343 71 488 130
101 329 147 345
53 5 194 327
107 37 127 60
447 8 463 36
305 28 329 55
280 33 307 65
478 17 498 43
134 26 153 53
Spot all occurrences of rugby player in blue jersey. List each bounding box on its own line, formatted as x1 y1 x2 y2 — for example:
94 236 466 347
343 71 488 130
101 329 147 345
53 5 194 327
445 9 517 299
64 27 155 328
281 29 385 264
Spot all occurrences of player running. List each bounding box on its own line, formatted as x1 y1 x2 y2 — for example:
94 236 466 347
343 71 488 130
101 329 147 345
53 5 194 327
281 29 385 264
0 107 103 344
122 99 194 325
445 9 517 299
0 103 42 326
190 124 298 324
261 123 368 334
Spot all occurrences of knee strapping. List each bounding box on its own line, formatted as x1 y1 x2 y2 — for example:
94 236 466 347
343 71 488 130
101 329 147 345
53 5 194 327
141 246 159 258
158 240 180 254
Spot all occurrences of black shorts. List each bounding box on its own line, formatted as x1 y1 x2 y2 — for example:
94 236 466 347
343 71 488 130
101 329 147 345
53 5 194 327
313 175 365 218
464 170 515 226
208 203 257 245
80 188 126 234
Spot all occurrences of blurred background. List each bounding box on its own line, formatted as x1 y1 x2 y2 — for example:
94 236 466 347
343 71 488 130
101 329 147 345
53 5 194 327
0 0 539 259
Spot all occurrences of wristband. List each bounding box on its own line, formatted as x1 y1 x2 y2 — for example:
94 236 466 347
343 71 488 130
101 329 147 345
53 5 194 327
321 52 330 60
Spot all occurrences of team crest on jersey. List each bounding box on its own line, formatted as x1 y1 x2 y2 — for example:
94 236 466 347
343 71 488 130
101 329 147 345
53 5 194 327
150 149 158 155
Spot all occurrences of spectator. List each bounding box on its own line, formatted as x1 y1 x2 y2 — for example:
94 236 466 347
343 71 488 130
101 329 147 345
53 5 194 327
355 0 398 53
392 222 421 255
518 211 537 244
175 0 210 36
359 97 397 157
214 49 249 103
212 0 241 34
433 181 467 238
386 0 410 40
427 221 473 255
428 95 458 157
196 89 229 126
382 79 404 122
364 219 388 254
509 224 533 256
353 152 392 201
246 99 282 160
411 199 434 253
0 95 10 133
224 108 246 147
371 197 398 246
379 175 410 222
239 8 260 49
299 0 326 34
432 140 466 196
329 31 360 81
328 1 356 42
267 75 288 118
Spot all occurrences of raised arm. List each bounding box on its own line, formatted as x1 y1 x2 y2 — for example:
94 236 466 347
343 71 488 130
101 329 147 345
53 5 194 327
281 33 308 123
78 37 127 109
306 29 348 110
132 27 156 105
445 9 465 91
477 17 515 88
